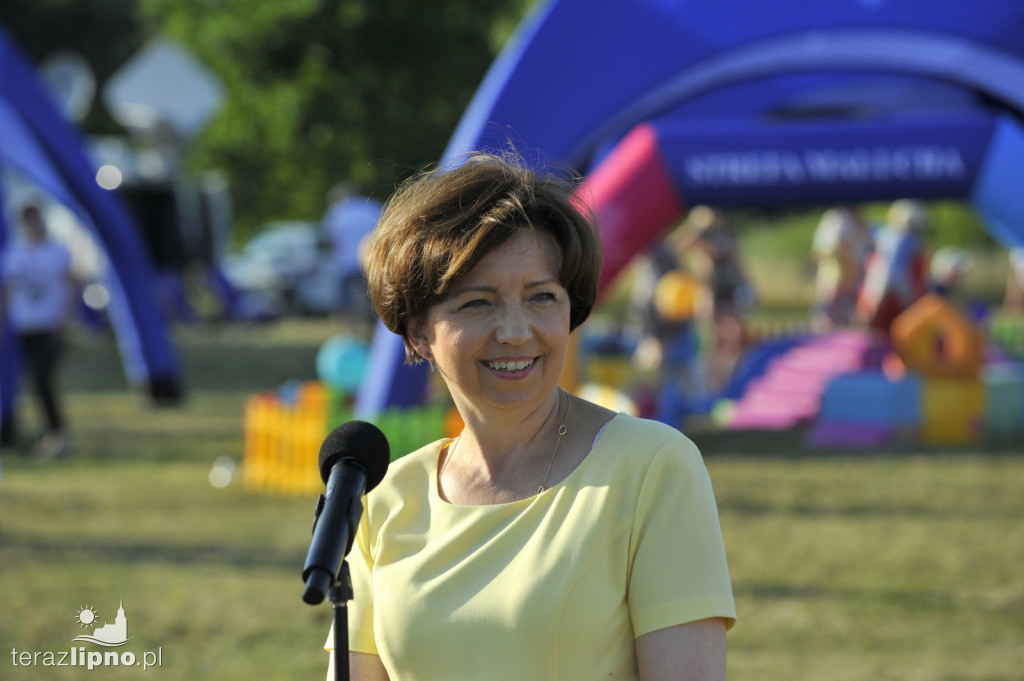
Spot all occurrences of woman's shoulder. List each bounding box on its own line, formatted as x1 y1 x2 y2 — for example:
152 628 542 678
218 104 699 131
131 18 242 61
589 413 704 480
600 413 698 453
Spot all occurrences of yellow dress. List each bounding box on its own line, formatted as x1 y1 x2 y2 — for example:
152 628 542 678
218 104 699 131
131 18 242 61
327 413 735 680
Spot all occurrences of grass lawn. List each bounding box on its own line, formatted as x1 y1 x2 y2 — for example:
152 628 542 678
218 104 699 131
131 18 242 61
1 318 1022 680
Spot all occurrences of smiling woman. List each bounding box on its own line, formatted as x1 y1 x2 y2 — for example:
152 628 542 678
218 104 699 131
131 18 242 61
364 153 600 365
407 229 570 419
326 153 736 681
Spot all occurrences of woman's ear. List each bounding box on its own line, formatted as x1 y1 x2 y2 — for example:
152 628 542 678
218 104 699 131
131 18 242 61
406 317 433 360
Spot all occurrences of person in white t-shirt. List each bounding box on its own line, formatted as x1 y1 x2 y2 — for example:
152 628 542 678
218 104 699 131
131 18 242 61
810 205 875 331
1 203 76 459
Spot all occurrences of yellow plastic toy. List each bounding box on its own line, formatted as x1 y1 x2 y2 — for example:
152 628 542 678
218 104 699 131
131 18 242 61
890 293 984 377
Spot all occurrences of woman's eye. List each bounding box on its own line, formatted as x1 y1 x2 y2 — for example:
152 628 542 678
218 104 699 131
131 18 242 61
460 298 489 310
531 291 558 302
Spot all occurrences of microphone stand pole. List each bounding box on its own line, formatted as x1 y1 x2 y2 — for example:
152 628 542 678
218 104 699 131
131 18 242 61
330 562 353 681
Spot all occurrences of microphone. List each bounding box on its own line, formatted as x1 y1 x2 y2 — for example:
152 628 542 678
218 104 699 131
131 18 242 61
302 421 390 605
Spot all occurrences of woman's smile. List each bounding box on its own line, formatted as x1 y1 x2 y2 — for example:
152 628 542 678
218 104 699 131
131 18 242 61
482 356 537 377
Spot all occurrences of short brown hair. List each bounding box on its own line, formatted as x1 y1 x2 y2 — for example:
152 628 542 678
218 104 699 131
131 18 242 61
365 153 602 363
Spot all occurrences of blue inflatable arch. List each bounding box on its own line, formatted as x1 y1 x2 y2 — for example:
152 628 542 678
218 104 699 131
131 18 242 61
0 26 182 428
358 0 1024 415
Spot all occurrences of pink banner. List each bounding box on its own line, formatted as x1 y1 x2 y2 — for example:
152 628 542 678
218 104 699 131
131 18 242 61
574 123 685 294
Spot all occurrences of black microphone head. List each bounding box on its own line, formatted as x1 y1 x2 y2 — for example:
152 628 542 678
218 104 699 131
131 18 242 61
318 420 390 492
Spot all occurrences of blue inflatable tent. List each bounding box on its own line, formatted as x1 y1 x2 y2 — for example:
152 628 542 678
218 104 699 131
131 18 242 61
0 26 182 430
356 0 1024 416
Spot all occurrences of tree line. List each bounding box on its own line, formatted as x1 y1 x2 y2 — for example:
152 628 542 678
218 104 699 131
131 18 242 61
1 0 535 242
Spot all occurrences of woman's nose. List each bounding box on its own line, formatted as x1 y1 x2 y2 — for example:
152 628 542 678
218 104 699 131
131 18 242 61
494 304 531 344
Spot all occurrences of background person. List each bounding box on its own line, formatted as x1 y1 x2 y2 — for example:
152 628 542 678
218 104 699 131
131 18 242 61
0 203 76 459
929 246 973 300
321 183 383 332
1003 247 1024 314
809 205 875 331
855 199 931 334
325 153 736 681
628 239 698 380
627 235 702 425
675 206 751 392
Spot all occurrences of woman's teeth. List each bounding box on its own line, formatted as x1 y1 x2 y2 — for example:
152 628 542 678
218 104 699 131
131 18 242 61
486 359 533 371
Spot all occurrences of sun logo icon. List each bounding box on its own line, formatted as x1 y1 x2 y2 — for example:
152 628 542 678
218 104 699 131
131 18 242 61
76 606 99 628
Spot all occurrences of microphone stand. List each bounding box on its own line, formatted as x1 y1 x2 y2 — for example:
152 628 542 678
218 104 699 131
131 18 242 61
329 562 353 681
304 488 357 681
304 424 389 681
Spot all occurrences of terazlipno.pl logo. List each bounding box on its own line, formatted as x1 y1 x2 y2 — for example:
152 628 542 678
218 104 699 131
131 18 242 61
9 599 163 672
73 600 133 646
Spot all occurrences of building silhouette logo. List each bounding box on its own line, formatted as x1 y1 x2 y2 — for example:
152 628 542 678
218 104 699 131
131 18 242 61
72 600 133 647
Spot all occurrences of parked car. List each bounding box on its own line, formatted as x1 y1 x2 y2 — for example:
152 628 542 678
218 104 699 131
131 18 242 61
221 221 338 318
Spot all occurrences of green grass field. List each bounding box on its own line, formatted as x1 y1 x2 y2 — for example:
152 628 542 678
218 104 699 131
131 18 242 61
1 319 1022 680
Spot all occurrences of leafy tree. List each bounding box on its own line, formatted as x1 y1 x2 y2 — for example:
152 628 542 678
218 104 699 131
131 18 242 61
2 0 536 242
140 0 536 241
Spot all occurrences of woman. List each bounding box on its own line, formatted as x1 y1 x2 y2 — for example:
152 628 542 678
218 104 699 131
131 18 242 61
327 153 736 680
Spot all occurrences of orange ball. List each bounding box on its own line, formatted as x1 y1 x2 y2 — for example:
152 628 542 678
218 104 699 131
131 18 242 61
654 270 699 321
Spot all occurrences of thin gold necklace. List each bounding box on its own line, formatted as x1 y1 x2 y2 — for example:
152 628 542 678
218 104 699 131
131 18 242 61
442 388 571 496
538 388 570 494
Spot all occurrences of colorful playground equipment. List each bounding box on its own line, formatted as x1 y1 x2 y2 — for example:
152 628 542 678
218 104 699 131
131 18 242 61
242 380 450 495
798 294 1022 448
892 293 987 445
891 293 985 377
809 371 922 448
984 362 1024 443
727 329 888 430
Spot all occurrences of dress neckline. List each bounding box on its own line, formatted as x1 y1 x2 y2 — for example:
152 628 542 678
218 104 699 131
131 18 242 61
434 412 624 509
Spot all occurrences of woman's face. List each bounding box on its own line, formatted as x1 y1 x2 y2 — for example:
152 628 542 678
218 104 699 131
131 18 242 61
408 229 570 416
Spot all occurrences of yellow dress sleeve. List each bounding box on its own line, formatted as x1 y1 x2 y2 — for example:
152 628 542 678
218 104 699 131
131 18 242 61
627 436 737 637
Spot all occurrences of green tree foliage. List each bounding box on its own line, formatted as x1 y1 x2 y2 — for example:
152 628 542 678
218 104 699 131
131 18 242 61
140 0 535 240
1 0 535 241
924 201 997 249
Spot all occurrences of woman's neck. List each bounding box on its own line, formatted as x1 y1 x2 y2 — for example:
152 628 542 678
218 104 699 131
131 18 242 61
440 389 567 504
454 389 563 466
